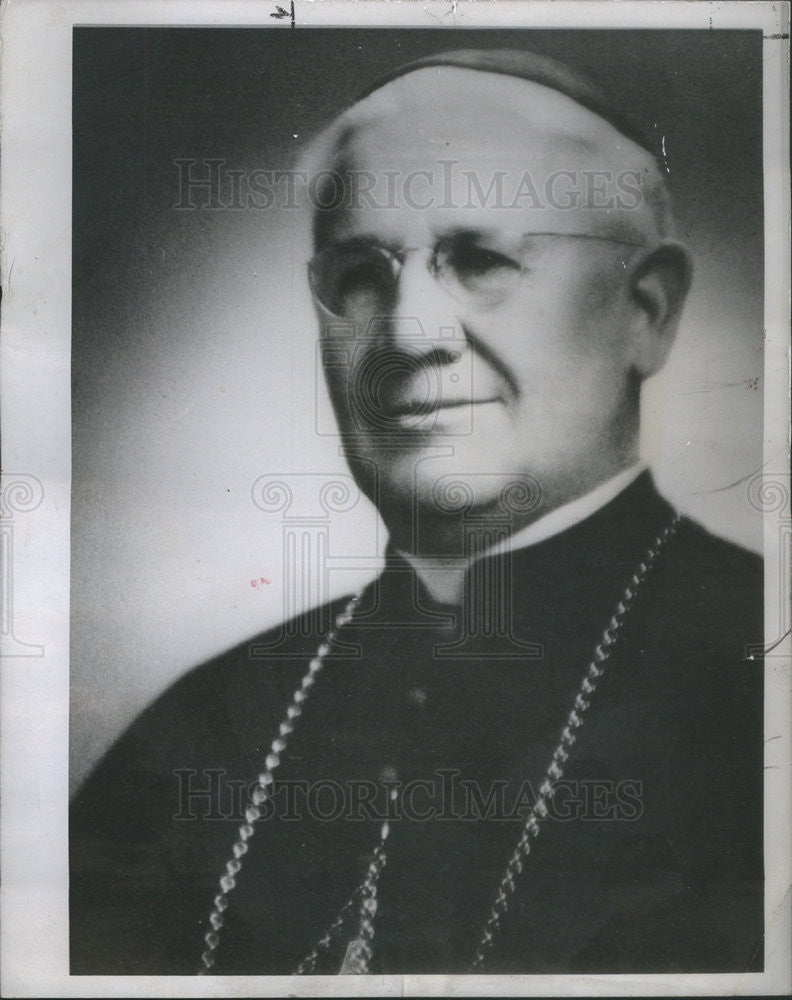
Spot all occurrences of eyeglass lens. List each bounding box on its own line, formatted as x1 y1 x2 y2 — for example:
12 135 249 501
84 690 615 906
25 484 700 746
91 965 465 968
310 233 527 319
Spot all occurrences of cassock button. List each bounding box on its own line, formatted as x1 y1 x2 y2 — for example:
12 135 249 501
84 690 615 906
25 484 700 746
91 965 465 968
408 687 428 709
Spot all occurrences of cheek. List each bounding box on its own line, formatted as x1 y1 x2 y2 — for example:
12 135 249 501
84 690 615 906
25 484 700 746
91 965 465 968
322 356 355 421
497 268 629 373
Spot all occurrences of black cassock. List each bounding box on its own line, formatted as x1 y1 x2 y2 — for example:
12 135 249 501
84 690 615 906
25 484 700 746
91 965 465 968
70 473 764 974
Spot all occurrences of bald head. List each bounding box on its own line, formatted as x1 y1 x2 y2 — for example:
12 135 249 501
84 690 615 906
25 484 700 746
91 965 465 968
304 55 674 247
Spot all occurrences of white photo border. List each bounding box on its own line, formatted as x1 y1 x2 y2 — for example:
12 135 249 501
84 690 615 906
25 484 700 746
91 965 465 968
1 1 789 996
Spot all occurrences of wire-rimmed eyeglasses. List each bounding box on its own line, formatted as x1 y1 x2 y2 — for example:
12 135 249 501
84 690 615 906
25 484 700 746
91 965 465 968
308 230 648 320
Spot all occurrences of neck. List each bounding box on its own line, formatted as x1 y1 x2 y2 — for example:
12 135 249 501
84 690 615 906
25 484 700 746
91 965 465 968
387 440 642 558
396 460 647 605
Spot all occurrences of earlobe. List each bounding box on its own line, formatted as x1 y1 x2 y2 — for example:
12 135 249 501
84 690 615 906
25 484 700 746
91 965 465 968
629 241 693 378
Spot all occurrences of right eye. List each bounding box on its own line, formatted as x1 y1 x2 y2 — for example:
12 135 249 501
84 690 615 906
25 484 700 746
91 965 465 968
336 252 391 301
314 247 395 318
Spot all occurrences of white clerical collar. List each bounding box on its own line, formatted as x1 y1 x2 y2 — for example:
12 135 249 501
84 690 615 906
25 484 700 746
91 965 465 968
398 461 648 606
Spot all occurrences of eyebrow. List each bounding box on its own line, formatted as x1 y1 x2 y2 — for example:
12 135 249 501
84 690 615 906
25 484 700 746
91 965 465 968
323 234 402 253
322 228 523 252
435 227 512 243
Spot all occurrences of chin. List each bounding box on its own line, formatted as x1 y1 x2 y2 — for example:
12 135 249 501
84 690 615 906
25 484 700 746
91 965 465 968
380 452 542 523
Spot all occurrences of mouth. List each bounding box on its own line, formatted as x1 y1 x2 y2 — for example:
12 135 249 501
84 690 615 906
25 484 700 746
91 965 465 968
380 396 502 426
386 396 500 416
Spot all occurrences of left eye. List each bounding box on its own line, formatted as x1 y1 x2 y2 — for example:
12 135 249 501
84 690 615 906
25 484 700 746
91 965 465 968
438 242 521 300
449 244 519 277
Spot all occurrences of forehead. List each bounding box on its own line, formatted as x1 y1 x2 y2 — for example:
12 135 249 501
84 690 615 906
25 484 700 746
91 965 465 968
312 67 665 247
339 69 617 168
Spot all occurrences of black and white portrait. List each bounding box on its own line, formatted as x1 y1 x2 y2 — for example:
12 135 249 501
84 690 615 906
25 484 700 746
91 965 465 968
1 4 786 993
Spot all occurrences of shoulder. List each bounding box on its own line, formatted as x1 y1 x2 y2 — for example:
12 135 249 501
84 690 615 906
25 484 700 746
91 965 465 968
152 590 356 715
617 506 764 705
73 591 358 806
673 515 762 575
631 511 764 711
70 591 363 972
664 515 763 619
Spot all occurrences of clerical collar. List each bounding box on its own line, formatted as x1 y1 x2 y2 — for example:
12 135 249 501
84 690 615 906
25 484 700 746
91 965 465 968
397 462 648 605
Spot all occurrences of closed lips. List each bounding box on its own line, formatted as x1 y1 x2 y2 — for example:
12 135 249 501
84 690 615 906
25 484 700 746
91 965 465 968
384 396 501 416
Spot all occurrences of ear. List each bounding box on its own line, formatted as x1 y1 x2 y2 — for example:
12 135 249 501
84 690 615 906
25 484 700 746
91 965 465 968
628 241 693 378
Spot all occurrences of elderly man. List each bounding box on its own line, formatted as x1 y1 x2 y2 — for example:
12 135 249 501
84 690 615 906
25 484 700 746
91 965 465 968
71 50 763 976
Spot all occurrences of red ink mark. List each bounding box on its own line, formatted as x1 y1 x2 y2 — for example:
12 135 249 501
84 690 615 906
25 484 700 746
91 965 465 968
251 577 272 590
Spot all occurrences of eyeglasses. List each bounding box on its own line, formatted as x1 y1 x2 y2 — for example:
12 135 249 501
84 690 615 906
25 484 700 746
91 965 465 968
308 231 647 320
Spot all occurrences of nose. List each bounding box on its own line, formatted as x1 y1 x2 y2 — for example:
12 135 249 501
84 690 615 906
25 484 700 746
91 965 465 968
370 251 463 361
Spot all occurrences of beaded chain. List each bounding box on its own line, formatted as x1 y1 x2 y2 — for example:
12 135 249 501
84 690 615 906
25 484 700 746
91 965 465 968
338 826 390 973
295 791 396 975
199 512 680 975
199 593 361 974
470 511 681 969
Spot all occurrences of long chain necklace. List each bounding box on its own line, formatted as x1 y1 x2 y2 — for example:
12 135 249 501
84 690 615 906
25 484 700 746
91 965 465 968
199 511 681 975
